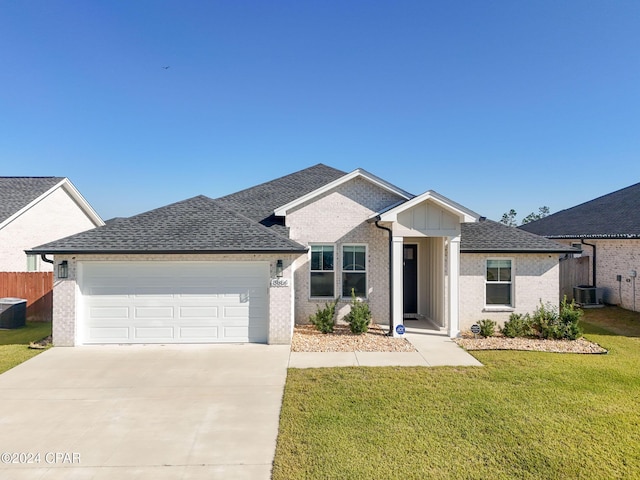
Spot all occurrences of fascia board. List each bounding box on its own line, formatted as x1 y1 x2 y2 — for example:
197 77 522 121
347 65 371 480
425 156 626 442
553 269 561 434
61 179 105 226
274 169 413 217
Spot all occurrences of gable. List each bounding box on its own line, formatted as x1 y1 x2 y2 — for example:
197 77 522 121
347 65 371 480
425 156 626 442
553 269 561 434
396 200 460 236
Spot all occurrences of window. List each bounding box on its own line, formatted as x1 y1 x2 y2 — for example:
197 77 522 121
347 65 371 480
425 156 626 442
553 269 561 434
486 259 512 306
310 245 334 297
342 245 367 298
26 254 38 272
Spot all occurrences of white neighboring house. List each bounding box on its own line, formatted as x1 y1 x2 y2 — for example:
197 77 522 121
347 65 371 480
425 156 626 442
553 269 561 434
0 177 104 272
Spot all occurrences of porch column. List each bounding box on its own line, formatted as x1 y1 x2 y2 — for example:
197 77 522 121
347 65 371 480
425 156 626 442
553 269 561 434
392 236 404 337
448 235 461 338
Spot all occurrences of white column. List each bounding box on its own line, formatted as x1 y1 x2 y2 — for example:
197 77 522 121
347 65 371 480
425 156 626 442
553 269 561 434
448 236 461 338
392 236 404 337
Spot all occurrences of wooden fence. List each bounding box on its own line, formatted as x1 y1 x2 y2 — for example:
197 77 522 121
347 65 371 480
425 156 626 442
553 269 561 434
0 272 53 322
559 256 590 301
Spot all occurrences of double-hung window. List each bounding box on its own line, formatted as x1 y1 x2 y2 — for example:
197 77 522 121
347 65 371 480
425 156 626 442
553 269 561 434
486 259 512 306
342 245 367 298
310 245 334 297
26 254 38 272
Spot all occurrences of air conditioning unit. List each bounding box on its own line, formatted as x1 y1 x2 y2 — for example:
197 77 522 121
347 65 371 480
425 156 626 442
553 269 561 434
573 286 603 307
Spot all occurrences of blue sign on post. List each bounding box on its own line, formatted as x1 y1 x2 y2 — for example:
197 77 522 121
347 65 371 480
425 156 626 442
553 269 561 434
396 324 406 335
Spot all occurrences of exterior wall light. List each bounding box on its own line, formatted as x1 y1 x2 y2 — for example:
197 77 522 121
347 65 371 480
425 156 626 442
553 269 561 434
58 260 68 279
276 260 283 278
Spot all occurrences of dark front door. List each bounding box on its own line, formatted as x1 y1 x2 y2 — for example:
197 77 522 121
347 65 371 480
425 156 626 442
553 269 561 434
403 244 418 316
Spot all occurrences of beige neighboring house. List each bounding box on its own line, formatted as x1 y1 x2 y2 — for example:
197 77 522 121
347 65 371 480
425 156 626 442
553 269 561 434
28 165 575 347
0 177 104 272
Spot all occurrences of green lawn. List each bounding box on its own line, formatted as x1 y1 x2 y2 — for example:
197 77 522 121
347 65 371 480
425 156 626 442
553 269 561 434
273 307 640 479
0 321 52 374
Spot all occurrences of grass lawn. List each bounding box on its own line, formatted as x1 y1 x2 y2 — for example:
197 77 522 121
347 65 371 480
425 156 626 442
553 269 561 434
273 307 640 479
0 321 52 374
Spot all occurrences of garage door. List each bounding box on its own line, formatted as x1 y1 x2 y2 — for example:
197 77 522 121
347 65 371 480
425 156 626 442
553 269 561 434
79 261 269 344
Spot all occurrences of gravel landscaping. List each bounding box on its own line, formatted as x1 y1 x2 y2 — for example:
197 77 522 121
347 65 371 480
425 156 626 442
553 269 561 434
292 323 607 354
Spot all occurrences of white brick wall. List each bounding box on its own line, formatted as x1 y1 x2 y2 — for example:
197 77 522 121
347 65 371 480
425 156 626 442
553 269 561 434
558 239 640 312
459 253 560 330
51 253 298 346
287 177 402 324
0 187 98 272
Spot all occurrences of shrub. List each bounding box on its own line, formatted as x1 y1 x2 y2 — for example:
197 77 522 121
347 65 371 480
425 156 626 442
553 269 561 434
343 289 371 334
478 319 497 337
500 313 533 338
309 299 338 334
531 298 583 340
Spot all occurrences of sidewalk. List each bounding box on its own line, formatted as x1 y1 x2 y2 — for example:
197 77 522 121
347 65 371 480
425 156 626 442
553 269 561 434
288 328 483 368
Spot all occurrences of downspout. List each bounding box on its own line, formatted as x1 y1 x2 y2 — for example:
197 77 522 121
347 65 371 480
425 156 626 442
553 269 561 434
374 220 394 336
581 239 596 286
40 254 54 265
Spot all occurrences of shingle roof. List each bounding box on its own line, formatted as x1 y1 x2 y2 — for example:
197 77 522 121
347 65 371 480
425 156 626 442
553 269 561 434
0 177 65 224
461 220 577 253
29 195 306 254
216 163 346 235
519 182 640 239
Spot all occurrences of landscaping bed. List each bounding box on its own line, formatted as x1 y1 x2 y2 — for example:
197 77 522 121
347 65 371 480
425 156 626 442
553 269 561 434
454 331 607 354
292 323 416 352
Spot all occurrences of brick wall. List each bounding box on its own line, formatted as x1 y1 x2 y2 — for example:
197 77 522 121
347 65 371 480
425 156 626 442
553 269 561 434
287 177 402 324
459 253 560 330
51 253 299 346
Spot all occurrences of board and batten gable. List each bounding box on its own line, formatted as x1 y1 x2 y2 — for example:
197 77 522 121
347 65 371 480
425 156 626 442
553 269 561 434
0 186 100 272
459 253 560 330
395 201 461 238
285 176 405 323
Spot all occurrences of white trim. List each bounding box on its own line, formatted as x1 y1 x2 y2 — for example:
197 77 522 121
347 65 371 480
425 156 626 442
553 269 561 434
341 243 368 299
0 178 104 230
308 243 336 299
485 257 515 308
448 236 461 338
274 168 413 217
391 236 405 337
377 190 480 223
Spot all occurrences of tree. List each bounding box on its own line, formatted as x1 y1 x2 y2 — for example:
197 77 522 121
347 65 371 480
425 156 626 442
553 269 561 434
521 206 550 224
500 206 551 226
500 209 518 227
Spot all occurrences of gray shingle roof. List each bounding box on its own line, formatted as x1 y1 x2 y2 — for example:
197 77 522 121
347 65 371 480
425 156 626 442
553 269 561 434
461 220 577 253
0 177 65 224
216 163 346 235
519 182 640 239
29 195 306 254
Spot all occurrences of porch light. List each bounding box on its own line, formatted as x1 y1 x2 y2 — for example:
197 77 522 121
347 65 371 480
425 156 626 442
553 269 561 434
58 261 68 279
276 260 283 278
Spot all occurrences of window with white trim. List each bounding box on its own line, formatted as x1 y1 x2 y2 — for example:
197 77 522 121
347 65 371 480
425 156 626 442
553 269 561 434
342 245 367 298
486 259 512 306
310 245 334 297
26 254 38 272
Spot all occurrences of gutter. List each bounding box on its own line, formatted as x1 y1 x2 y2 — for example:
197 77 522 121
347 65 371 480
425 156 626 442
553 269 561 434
373 219 395 336
581 239 597 286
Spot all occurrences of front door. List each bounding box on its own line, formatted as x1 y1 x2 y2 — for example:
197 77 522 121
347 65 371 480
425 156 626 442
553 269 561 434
403 244 418 317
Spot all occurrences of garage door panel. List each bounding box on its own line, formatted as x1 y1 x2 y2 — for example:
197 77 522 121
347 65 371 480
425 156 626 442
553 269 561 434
80 261 269 344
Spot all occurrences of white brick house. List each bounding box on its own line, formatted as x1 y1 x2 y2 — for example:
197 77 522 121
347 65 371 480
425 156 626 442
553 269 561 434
29 165 575 346
0 177 103 272
520 182 640 312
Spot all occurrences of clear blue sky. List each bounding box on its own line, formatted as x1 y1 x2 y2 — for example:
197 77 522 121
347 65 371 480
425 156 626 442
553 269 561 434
1 1 638 222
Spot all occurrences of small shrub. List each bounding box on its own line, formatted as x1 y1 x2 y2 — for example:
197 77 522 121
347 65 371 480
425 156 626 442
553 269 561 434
478 319 497 337
531 298 583 340
500 313 533 338
309 299 338 334
343 289 371 334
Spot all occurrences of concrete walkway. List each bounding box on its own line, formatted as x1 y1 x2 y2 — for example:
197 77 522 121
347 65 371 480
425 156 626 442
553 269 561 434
288 327 483 368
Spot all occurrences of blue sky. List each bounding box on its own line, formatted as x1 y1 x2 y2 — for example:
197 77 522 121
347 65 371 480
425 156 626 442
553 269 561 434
1 1 638 222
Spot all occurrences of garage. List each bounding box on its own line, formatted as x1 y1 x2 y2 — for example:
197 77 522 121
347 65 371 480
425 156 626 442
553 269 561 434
78 261 270 344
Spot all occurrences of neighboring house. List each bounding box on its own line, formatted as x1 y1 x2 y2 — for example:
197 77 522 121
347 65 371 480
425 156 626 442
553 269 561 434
0 177 104 272
520 182 640 312
28 165 574 346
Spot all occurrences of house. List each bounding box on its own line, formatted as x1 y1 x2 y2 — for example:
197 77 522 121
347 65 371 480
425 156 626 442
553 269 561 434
519 182 640 312
0 177 104 272
28 165 575 346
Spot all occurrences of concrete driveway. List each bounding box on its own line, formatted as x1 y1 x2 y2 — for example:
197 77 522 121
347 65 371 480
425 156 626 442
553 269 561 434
0 344 290 479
